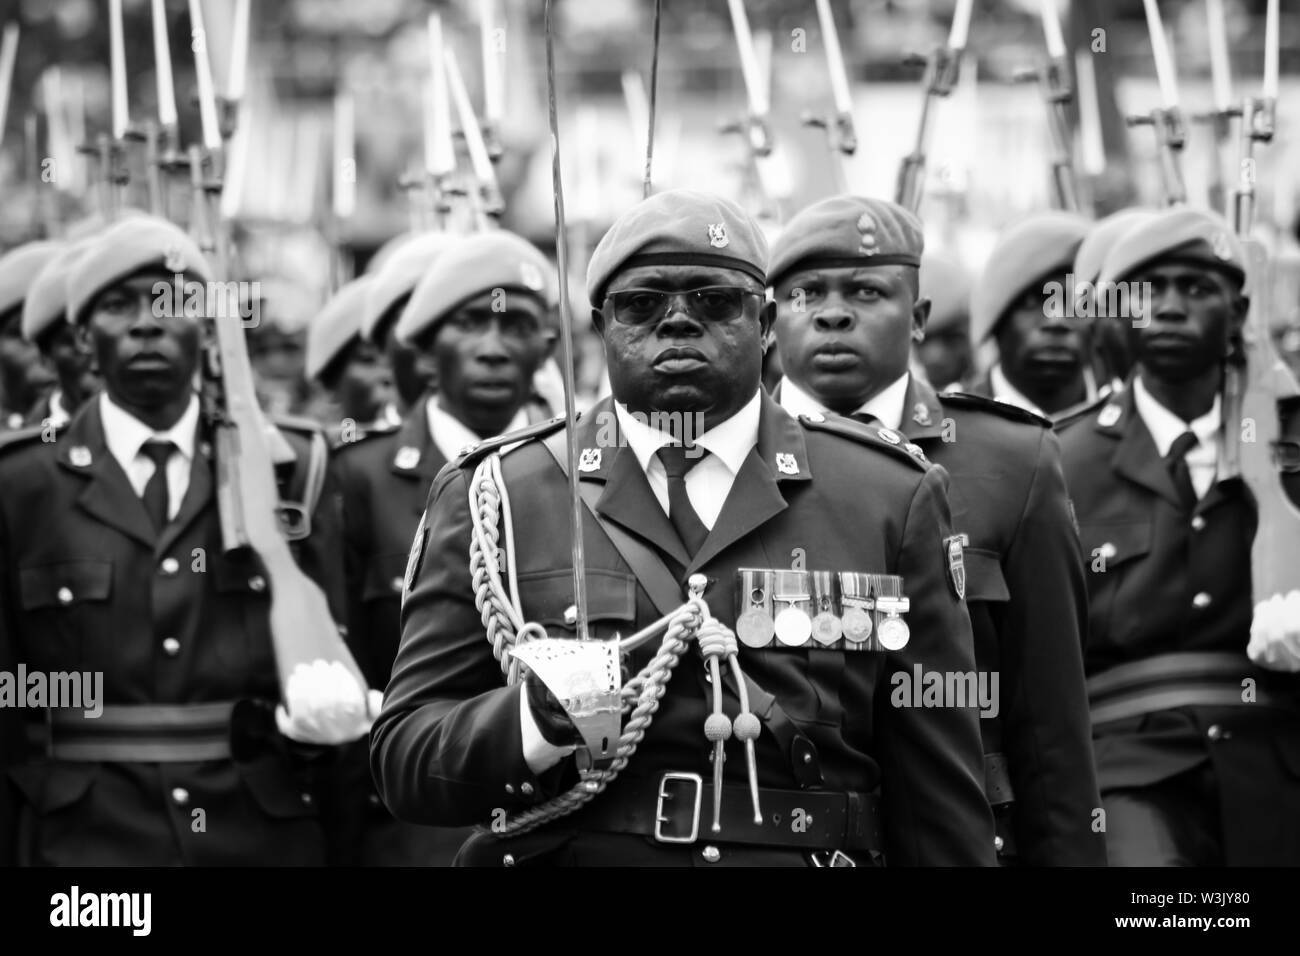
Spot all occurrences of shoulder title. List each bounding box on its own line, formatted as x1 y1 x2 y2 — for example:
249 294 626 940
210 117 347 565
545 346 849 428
1051 392 1112 432
797 412 931 471
0 423 56 453
939 391 1053 428
454 415 566 469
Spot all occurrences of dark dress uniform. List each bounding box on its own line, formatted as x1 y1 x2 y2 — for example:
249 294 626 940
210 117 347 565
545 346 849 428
0 399 346 866
885 377 1103 865
371 393 997 866
1057 384 1300 865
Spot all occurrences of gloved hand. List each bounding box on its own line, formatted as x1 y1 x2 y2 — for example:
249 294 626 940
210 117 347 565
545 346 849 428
1248 591 1300 672
524 667 581 747
274 659 382 745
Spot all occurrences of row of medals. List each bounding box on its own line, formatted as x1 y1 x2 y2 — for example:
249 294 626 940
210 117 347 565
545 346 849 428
733 569 910 652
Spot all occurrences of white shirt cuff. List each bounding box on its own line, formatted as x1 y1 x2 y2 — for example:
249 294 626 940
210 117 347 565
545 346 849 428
518 685 576 775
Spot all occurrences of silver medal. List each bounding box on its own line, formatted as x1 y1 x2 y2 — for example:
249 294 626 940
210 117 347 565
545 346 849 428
774 606 812 646
878 615 910 650
812 612 843 645
736 608 775 648
841 606 873 644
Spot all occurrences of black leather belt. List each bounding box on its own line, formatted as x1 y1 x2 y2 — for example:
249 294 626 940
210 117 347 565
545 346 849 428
569 772 882 853
25 702 239 762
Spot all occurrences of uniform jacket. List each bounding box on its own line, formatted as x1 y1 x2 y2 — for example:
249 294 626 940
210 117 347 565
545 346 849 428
898 377 1104 866
1057 383 1300 864
0 396 346 866
372 393 997 866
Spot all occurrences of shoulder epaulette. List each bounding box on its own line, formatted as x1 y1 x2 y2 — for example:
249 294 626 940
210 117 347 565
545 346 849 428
939 391 1052 428
454 415 566 469
268 412 328 437
0 422 55 452
797 413 930 472
329 422 399 455
1051 392 1112 432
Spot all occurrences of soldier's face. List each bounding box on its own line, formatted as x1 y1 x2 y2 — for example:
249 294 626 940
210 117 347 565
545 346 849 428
916 320 972 391
39 323 100 400
335 337 393 424
1125 262 1245 384
84 270 202 411
0 306 56 411
994 268 1087 390
418 291 553 435
771 265 925 413
594 265 768 430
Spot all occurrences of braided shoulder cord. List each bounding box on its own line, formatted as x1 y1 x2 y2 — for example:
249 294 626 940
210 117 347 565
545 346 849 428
465 453 703 834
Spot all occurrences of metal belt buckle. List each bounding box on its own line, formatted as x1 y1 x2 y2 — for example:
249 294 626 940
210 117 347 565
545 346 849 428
654 772 704 844
809 849 856 867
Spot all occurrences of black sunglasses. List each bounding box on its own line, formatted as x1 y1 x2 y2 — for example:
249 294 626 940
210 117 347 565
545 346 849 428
604 285 763 326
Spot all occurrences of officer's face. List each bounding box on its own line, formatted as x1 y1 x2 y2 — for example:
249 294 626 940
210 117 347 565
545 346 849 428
994 268 1088 390
0 306 56 411
39 323 100 400
1125 262 1245 384
417 291 553 436
916 319 972 391
334 337 393 424
84 270 202 411
771 265 925 413
594 265 768 430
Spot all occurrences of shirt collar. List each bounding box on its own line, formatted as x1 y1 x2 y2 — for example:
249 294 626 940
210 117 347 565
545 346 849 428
425 394 528 462
1132 374 1221 458
615 389 762 477
776 373 910 431
99 390 199 467
990 363 1047 418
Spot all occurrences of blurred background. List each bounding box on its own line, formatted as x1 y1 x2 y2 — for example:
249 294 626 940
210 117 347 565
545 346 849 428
2 0 1299 406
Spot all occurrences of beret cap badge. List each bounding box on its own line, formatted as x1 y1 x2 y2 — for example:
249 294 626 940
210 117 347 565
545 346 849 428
1212 231 1233 261
707 222 730 249
856 213 879 256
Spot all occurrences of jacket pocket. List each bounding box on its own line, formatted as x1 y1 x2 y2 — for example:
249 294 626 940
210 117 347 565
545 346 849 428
1078 521 1152 571
19 560 112 609
515 568 637 629
238 755 320 820
7 760 101 813
963 548 1009 603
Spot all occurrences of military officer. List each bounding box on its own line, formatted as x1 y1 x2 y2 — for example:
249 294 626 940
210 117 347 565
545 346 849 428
0 215 364 866
21 240 101 427
330 230 557 865
0 241 62 431
371 190 997 867
1057 207 1300 865
766 195 1103 866
915 251 974 392
968 212 1095 418
304 274 398 443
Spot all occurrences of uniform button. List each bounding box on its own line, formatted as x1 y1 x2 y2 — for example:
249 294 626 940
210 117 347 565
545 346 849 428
1191 515 1206 532
162 637 181 657
504 783 515 795
248 575 267 592
57 587 73 605
171 787 190 806
701 845 721 863
502 854 516 867
1207 724 1223 741
994 835 1005 852
1192 591 1213 609
1098 542 1117 560
160 557 180 576
300 792 313 806
390 577 403 592
367 793 382 808
520 782 535 796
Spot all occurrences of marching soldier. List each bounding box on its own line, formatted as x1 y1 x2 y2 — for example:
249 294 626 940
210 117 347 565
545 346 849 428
330 230 557 865
304 274 398 443
0 215 362 865
968 212 1094 418
1057 207 1300 865
21 240 101 427
915 251 974 392
371 190 997 866
0 241 62 431
766 195 1104 866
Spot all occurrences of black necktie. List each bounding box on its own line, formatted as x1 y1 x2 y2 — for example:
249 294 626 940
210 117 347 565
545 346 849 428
140 439 177 531
655 444 709 558
1165 431 1199 511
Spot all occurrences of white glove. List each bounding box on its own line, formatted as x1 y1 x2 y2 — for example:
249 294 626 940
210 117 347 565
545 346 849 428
274 659 383 745
1247 591 1300 672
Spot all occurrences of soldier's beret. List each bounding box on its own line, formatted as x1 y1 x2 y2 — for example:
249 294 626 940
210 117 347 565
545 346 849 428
361 231 457 342
395 230 557 346
768 195 924 290
970 211 1089 343
1073 208 1156 286
0 241 64 317
1097 206 1247 291
305 274 376 381
22 239 95 344
919 251 972 335
67 215 212 326
586 189 768 305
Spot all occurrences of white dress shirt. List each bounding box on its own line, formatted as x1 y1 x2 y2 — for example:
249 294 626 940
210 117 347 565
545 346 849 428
522 390 764 774
426 395 528 463
45 390 71 428
777 373 911 432
1133 374 1221 500
100 391 200 521
990 363 1101 417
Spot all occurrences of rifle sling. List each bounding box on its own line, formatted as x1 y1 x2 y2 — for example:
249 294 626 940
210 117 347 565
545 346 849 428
537 433 823 788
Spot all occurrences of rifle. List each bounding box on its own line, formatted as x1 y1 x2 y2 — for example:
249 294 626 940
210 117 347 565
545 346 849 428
895 43 963 213
801 0 857 195
1128 0 1187 206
